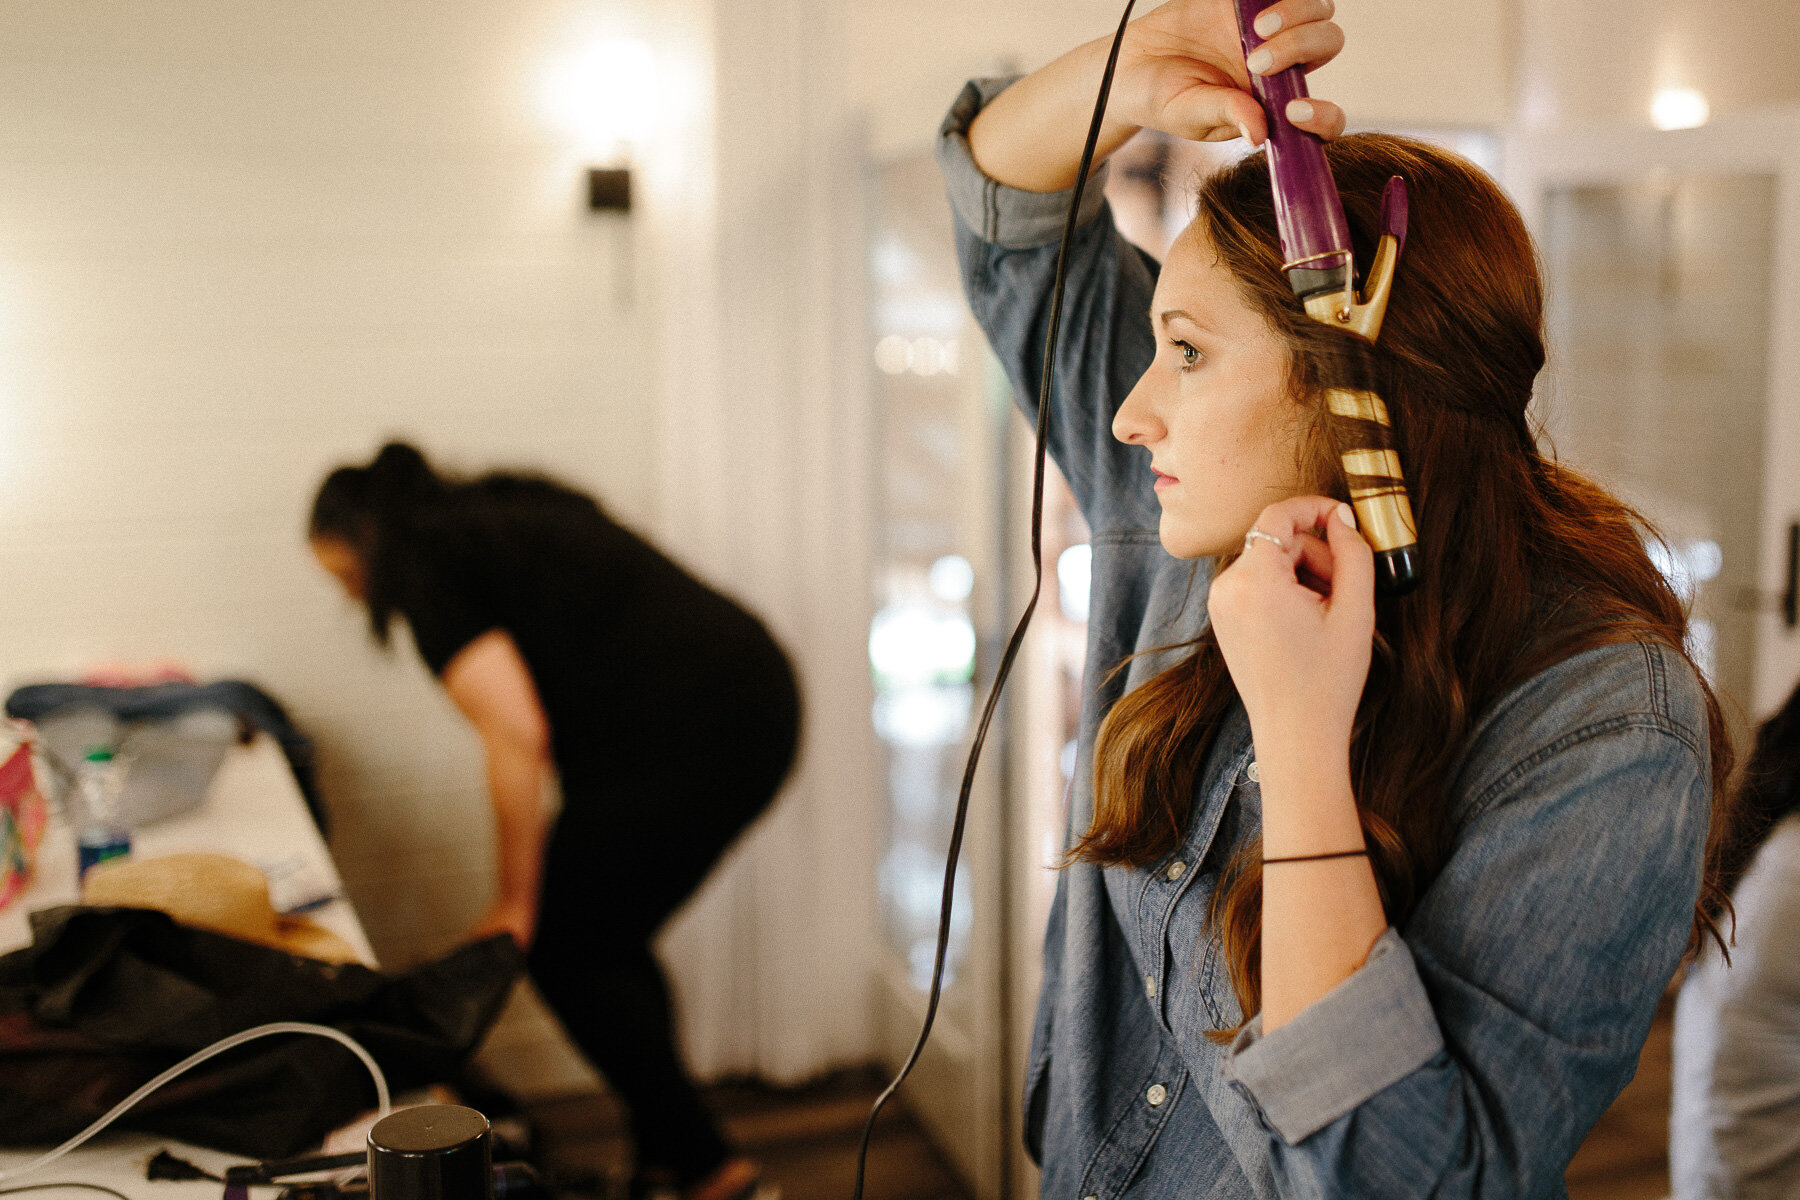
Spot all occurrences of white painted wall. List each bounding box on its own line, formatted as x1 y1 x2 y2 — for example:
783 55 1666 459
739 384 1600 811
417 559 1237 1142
0 0 658 934
1518 0 1800 128
846 0 1515 162
843 0 1800 155
0 0 672 1095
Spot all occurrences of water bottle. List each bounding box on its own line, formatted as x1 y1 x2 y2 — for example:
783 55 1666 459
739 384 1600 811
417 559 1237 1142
74 746 130 879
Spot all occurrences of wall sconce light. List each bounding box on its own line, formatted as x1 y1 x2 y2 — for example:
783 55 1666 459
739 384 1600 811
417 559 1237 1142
588 167 631 213
1651 86 1710 131
542 36 657 215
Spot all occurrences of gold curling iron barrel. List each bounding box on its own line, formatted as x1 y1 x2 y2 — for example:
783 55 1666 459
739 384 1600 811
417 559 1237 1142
1305 177 1419 594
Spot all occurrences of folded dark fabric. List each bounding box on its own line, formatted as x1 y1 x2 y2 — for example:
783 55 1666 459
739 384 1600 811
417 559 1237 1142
0 906 524 1158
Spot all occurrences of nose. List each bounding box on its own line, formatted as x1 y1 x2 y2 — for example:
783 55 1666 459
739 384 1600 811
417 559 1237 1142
1112 369 1164 446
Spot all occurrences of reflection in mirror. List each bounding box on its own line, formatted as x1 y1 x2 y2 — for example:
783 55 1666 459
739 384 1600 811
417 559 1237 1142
1541 173 1776 733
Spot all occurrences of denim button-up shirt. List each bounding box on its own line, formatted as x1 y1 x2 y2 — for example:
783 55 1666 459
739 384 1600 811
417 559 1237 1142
938 78 1713 1197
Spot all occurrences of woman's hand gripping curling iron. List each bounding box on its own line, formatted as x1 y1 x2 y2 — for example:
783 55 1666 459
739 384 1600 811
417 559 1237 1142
968 0 1346 195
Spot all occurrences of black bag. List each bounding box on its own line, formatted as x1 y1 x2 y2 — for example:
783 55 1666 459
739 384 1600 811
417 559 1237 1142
0 906 524 1158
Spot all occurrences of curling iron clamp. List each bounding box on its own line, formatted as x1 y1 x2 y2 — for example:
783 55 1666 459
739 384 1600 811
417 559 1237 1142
1232 0 1421 594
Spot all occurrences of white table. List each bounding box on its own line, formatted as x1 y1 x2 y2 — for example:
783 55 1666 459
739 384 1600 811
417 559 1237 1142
0 732 374 964
0 733 378 1196
0 1133 247 1200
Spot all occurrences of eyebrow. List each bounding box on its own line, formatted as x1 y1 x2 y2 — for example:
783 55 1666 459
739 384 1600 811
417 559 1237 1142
1155 308 1211 332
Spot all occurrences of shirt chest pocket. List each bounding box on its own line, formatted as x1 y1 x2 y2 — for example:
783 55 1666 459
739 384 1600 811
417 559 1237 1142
1160 783 1256 1042
1160 865 1245 1040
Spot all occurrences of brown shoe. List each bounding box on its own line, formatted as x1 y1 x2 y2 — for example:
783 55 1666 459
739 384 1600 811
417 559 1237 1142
684 1158 769 1200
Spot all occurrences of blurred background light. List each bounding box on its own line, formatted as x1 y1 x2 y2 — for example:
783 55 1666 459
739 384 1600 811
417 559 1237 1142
868 601 977 688
1650 86 1710 131
1057 542 1091 622
542 36 659 160
928 554 975 603
1646 535 1723 605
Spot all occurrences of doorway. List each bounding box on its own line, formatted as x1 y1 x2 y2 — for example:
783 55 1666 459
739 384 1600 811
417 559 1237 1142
1507 107 1800 725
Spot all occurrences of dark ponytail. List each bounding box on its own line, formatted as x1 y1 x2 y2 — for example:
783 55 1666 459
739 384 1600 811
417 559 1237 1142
309 440 447 642
1721 683 1800 896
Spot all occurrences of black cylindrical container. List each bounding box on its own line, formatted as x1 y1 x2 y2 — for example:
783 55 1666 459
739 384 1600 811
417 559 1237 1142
367 1105 493 1200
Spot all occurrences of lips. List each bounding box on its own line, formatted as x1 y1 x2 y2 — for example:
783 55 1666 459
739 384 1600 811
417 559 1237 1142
1152 467 1177 491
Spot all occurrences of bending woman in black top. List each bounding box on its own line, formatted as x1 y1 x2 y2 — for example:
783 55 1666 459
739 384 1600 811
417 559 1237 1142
309 442 800 1200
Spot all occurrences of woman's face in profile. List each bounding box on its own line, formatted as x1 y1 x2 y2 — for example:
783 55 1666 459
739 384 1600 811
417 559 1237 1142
1112 223 1312 560
310 535 369 602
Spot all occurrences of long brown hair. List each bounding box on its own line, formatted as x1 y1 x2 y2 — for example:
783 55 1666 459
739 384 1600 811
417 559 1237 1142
1074 134 1736 1037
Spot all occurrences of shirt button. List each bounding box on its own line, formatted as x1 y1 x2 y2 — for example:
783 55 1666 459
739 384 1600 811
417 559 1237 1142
1144 974 1157 999
1146 1083 1167 1107
1246 759 1261 783
1165 860 1187 882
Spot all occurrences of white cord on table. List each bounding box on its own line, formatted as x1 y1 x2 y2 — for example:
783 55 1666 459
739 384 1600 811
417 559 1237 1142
0 1022 390 1183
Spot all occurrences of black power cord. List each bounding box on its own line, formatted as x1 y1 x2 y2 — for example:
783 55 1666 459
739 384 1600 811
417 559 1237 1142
849 3 1139 1197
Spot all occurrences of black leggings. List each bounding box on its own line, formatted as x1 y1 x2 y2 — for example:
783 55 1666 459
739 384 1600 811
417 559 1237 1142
529 911 727 1184
526 668 800 1186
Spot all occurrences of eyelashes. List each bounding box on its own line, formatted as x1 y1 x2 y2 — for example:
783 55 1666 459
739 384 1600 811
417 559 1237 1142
1167 338 1203 372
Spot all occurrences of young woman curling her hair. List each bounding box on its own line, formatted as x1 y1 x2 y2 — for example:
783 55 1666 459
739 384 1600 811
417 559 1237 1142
940 0 1734 1192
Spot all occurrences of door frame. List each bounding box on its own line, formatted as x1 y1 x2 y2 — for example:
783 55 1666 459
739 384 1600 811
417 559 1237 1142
1505 104 1800 718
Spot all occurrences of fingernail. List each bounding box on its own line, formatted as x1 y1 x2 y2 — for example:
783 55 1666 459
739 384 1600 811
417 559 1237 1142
1253 10 1282 37
1237 122 1255 145
1246 48 1273 75
1287 98 1314 124
1336 501 1357 528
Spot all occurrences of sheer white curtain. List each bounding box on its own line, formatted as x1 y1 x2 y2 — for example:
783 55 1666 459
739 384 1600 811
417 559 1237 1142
640 0 883 1083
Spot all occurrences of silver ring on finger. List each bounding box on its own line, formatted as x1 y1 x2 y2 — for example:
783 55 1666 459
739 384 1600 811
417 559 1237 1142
1243 528 1286 553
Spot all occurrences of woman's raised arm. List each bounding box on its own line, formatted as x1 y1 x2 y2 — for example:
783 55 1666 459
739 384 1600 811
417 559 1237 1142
968 0 1348 194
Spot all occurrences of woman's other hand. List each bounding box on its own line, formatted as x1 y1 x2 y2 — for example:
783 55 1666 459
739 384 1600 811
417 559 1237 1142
1208 495 1375 753
1227 499 1387 1035
469 896 538 952
1114 0 1347 146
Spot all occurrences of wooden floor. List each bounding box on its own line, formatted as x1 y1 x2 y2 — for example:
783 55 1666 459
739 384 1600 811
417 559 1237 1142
1567 1000 1676 1200
522 1010 1674 1200
524 1068 972 1200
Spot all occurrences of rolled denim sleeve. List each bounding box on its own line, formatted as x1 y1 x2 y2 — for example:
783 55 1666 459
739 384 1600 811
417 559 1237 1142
1226 929 1444 1141
1222 643 1713 1196
936 78 1161 532
937 77 1111 249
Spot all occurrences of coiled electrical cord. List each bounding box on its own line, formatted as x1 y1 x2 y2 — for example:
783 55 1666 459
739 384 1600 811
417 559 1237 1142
849 4 1137 1197
0 1022 391 1185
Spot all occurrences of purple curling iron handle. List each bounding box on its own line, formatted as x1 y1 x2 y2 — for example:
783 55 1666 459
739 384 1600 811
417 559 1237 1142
1233 0 1422 594
1232 0 1353 300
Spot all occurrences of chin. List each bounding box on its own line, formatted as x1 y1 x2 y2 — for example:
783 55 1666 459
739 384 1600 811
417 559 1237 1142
1157 516 1220 561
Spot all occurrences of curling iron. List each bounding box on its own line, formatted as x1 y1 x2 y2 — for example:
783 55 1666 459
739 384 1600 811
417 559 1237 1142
1232 0 1421 593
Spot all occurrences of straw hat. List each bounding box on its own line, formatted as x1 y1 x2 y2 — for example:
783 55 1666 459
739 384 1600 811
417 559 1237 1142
82 852 360 964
